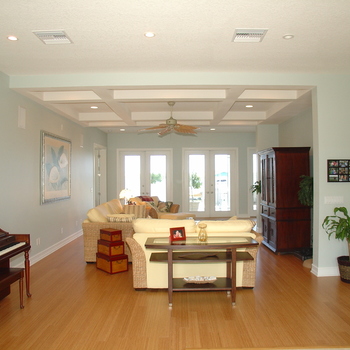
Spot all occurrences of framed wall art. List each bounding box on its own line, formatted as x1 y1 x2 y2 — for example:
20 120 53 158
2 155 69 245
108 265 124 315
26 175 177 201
327 159 350 182
41 131 71 204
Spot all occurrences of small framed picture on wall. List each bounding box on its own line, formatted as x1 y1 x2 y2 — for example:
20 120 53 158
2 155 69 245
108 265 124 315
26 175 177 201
327 159 350 182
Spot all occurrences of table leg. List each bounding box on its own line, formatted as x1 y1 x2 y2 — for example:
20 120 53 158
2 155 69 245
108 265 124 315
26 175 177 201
231 248 236 305
167 249 173 306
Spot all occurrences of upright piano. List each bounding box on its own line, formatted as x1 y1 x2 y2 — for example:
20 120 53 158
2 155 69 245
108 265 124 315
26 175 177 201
0 228 31 301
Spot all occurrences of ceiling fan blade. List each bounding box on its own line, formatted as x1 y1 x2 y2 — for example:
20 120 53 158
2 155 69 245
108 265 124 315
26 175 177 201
157 126 173 136
174 124 199 134
138 124 168 133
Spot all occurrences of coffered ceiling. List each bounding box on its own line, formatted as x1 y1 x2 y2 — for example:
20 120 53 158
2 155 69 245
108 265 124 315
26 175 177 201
2 0 349 133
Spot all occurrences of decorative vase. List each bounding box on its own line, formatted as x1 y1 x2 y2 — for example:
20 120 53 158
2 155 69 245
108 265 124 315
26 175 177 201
198 223 207 242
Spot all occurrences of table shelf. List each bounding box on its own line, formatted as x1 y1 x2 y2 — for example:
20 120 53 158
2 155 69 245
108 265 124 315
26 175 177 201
150 251 253 263
173 277 231 291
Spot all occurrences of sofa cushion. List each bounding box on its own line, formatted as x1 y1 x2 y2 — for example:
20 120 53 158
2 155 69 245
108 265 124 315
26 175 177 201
107 199 124 214
197 219 255 233
87 202 113 222
133 218 197 234
107 214 135 222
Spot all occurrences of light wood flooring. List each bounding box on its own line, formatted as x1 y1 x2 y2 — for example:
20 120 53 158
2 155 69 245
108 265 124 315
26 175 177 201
0 236 349 350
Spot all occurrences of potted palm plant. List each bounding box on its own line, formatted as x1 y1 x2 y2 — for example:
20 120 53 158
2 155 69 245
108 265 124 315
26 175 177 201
250 180 261 194
322 207 350 283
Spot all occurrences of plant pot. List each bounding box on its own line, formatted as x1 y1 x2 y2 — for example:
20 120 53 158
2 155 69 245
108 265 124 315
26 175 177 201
337 256 350 283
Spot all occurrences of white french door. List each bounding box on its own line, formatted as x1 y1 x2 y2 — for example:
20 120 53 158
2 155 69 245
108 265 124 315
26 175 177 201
117 149 172 202
183 148 238 217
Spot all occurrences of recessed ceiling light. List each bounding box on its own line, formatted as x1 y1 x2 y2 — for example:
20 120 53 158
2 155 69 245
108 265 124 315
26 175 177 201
7 35 18 41
144 32 155 38
283 34 294 40
90 106 98 109
246 105 253 108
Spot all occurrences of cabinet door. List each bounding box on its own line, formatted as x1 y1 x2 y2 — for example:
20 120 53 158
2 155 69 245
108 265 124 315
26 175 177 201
260 153 268 205
268 219 277 249
267 152 276 206
261 215 269 241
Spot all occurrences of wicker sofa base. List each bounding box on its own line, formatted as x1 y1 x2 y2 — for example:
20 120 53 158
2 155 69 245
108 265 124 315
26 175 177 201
83 222 134 262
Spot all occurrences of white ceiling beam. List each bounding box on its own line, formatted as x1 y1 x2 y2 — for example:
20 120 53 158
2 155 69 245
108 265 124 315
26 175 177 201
113 89 226 101
88 122 128 127
132 111 213 121
79 112 121 121
223 111 267 120
238 89 301 100
41 91 101 101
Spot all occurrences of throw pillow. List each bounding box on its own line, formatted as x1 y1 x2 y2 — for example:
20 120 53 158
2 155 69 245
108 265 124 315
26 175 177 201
158 201 173 212
138 196 153 202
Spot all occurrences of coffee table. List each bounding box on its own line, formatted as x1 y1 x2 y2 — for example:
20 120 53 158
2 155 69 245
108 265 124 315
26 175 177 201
145 236 258 306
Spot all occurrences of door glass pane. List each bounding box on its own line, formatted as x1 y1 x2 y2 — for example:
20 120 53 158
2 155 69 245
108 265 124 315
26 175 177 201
150 155 166 201
124 155 140 197
215 154 230 211
189 155 205 212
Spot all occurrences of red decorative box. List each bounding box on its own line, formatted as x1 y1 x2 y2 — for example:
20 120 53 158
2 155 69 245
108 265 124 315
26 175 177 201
96 253 128 274
99 228 122 242
97 240 124 256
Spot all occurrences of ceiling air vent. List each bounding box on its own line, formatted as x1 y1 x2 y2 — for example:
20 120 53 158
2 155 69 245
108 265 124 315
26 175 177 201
33 30 73 45
232 29 268 43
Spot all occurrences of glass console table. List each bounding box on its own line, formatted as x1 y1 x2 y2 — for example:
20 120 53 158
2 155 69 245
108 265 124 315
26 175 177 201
145 236 258 306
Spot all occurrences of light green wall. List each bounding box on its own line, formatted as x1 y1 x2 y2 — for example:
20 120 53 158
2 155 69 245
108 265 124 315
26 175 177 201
279 108 313 150
107 131 256 216
256 124 279 151
0 72 107 265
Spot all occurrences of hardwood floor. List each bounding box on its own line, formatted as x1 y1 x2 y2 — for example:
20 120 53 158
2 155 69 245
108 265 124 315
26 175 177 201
0 236 349 350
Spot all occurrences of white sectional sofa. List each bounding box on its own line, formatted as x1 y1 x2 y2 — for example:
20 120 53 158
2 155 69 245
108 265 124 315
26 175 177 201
126 217 263 290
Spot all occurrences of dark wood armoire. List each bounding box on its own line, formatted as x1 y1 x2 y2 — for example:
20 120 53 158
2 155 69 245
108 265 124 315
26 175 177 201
258 147 311 253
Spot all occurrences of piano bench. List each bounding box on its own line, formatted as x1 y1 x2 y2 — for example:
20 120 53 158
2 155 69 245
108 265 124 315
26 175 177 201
0 268 24 309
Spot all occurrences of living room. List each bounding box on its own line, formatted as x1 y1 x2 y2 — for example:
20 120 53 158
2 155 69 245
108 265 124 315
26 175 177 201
1 1 350 349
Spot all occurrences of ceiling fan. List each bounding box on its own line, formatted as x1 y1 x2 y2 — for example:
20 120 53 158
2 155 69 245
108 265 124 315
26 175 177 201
138 101 199 136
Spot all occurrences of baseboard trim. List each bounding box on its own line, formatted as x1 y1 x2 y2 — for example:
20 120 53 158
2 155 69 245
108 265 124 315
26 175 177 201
311 264 339 277
14 229 83 267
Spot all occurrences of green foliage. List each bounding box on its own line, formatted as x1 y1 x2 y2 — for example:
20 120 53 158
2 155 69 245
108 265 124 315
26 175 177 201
250 180 261 194
190 173 202 189
322 207 350 244
298 175 313 207
150 173 162 184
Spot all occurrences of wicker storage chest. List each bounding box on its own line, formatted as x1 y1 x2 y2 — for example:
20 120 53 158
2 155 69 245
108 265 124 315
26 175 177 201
100 228 122 242
96 253 128 274
97 240 124 256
